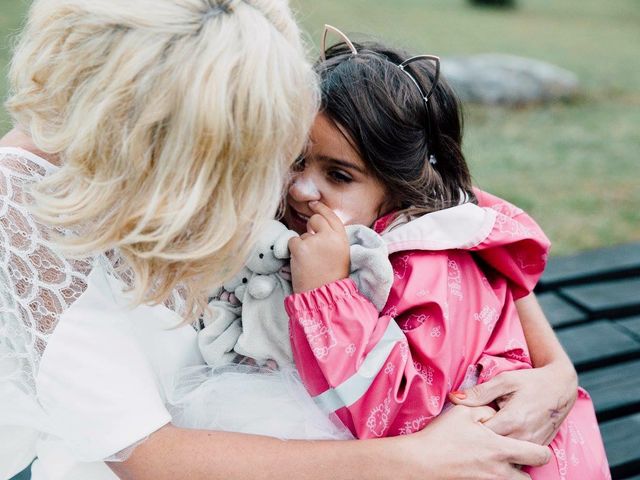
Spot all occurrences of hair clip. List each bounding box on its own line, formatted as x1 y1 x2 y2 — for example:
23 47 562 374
429 155 437 165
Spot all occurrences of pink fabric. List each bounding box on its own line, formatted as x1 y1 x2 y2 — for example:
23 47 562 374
285 192 609 479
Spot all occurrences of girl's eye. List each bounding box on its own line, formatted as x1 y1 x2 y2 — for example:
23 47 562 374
328 170 352 184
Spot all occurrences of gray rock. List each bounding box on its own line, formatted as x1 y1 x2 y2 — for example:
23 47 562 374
441 53 580 105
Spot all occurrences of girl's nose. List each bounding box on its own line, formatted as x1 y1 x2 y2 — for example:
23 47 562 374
288 173 321 203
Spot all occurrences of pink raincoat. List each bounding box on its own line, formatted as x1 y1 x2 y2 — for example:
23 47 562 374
285 190 610 479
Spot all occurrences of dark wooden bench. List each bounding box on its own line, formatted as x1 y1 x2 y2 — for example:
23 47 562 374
10 243 640 479
537 242 640 479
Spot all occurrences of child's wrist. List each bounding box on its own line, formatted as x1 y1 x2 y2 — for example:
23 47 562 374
292 274 350 294
285 278 357 315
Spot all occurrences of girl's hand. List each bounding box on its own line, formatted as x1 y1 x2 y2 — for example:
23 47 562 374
392 405 550 480
288 201 350 293
448 361 578 445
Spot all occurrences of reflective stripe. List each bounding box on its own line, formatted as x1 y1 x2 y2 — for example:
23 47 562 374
313 320 405 413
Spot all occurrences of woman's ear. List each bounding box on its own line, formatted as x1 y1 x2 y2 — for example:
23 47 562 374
273 230 298 259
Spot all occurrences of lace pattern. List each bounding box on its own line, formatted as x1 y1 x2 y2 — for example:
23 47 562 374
0 150 94 396
0 149 190 462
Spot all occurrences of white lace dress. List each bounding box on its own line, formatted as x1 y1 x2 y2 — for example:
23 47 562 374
0 148 203 480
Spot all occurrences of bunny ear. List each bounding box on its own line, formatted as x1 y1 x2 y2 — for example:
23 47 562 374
273 230 298 259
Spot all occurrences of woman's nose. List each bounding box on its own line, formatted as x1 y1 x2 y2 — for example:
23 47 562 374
288 173 321 202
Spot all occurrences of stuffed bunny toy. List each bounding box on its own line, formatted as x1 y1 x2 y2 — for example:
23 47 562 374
233 221 297 366
198 266 251 366
200 221 296 367
199 219 393 368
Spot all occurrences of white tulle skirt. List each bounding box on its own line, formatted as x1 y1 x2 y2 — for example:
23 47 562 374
165 364 353 440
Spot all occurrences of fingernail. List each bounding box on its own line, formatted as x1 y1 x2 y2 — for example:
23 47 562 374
450 390 467 399
309 200 319 206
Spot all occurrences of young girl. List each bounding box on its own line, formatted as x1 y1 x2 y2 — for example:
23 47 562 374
283 30 610 479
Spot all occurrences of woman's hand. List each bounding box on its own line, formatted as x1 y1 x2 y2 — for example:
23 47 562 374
391 405 550 480
448 361 578 445
288 201 350 293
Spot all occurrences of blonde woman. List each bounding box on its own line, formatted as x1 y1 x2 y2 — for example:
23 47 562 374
0 1 551 479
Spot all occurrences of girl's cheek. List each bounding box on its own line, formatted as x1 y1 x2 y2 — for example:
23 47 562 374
334 193 352 225
333 209 351 224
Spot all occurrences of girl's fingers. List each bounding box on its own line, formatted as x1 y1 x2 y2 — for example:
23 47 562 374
288 236 301 250
288 234 311 253
307 213 331 234
308 201 344 231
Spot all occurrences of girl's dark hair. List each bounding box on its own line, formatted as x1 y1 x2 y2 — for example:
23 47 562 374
317 41 476 220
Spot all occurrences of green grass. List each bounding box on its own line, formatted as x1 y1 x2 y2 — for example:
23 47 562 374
464 101 640 254
0 0 28 132
1 0 638 255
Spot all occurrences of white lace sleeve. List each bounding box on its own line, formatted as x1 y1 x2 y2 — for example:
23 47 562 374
0 150 93 398
0 150 174 467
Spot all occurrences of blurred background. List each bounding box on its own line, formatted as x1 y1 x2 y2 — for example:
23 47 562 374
2 3 640 479
1 0 638 255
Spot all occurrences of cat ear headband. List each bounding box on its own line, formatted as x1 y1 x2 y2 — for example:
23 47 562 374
320 25 441 165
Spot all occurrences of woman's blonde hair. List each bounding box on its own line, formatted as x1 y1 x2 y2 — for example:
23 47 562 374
6 0 318 319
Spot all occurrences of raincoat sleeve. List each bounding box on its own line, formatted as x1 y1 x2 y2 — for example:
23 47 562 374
285 250 525 438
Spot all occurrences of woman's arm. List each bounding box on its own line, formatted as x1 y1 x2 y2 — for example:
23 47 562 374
109 407 550 480
450 293 578 445
516 293 576 370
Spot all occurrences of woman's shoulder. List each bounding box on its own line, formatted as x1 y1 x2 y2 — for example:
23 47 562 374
0 146 78 265
0 146 59 239
0 146 58 181
0 146 85 270
0 146 96 361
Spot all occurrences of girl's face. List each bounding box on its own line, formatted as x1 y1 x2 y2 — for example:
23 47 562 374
283 113 393 235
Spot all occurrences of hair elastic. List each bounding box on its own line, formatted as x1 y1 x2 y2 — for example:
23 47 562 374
203 1 233 22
